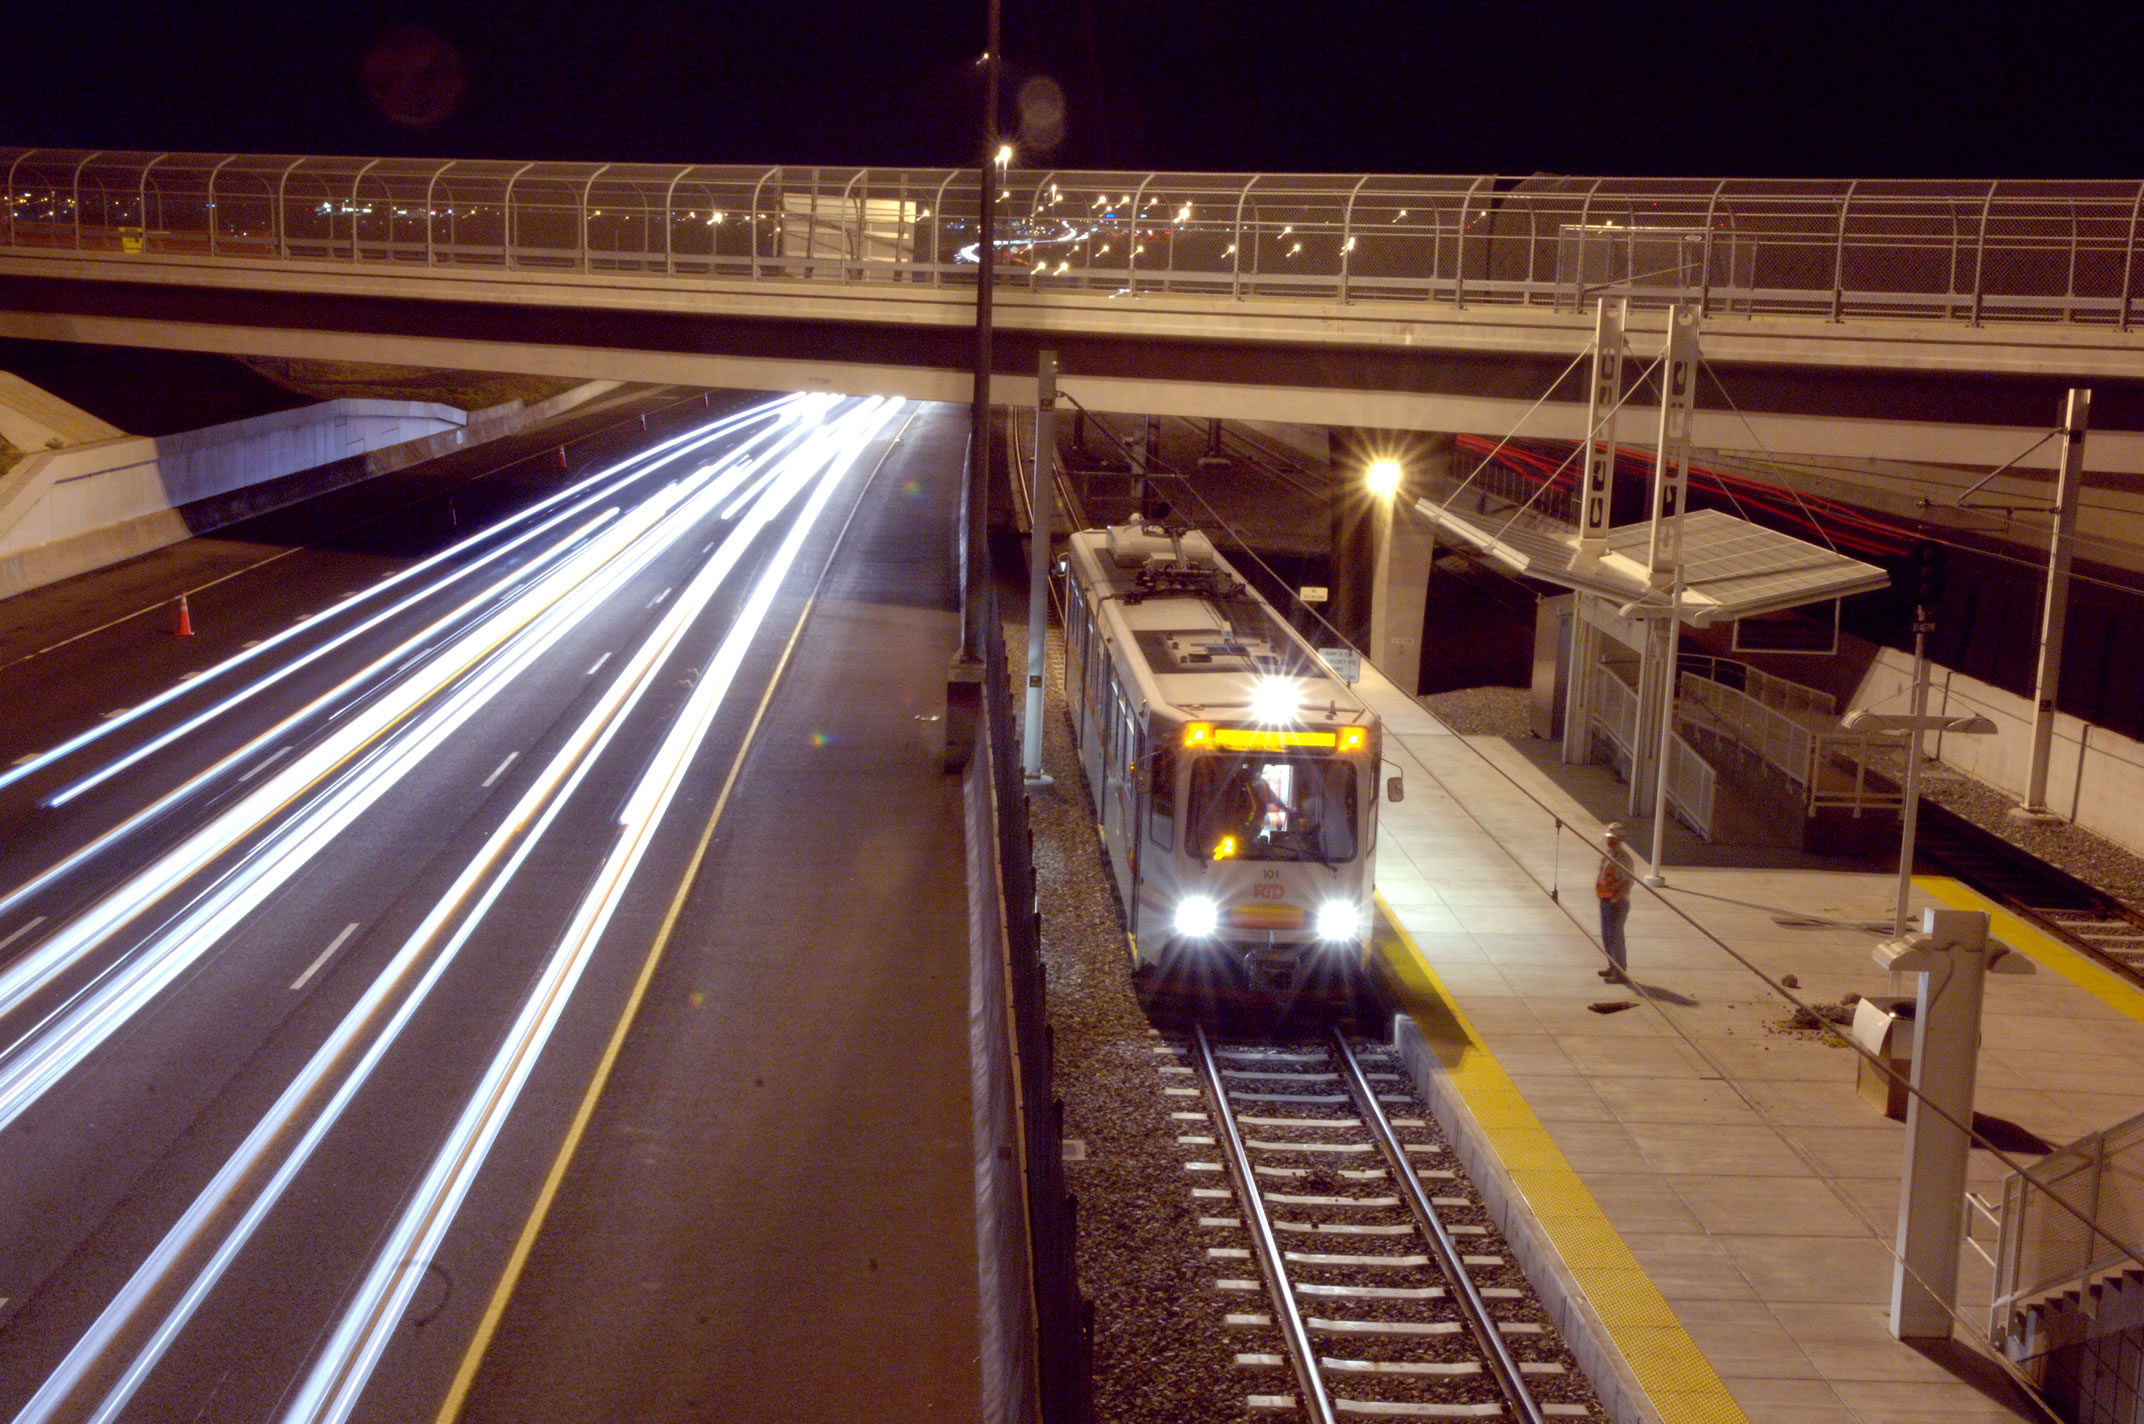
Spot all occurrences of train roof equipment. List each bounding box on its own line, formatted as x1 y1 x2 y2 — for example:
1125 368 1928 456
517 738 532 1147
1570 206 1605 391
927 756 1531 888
1068 522 1371 728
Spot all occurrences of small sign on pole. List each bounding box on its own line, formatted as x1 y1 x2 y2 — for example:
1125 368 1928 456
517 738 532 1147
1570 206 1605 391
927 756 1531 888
1298 585 1330 605
1316 646 1361 683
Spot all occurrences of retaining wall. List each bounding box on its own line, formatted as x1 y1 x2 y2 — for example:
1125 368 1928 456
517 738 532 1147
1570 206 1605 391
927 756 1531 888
0 381 618 598
1851 648 2144 860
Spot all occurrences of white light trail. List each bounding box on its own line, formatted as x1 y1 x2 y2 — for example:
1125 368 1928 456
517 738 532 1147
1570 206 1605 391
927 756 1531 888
38 406 801 811
0 403 838 941
0 397 801 801
284 396 903 1424
0 435 791 1123
6 398 904 1424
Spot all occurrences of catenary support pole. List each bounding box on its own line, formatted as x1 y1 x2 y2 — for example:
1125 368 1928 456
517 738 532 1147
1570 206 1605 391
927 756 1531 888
1024 350 1058 786
1894 617 1933 936
2020 387 2089 815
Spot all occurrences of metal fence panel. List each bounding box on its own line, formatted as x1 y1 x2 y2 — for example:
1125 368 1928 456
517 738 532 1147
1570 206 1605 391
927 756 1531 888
9 148 2144 329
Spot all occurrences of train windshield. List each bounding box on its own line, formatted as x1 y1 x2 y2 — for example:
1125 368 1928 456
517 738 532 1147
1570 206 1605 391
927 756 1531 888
1187 755 1358 864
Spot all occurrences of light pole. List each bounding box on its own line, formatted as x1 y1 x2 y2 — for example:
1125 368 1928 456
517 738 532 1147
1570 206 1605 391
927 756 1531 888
947 0 1004 771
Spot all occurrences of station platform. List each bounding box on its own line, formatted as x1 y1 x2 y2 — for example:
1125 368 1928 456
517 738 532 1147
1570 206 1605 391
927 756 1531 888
1354 664 2144 1424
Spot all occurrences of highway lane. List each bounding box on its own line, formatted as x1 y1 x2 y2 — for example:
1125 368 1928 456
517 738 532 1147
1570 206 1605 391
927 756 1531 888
0 393 814 959
0 403 806 1161
0 391 921 1421
445 404 979 1423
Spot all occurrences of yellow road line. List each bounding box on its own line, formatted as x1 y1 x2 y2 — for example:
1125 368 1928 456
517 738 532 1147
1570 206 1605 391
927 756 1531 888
1916 875 2144 1025
434 594 818 1422
1369 892 1749 1424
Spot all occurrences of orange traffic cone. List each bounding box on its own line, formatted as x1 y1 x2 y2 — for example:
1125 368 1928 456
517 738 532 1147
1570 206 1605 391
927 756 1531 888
173 593 193 637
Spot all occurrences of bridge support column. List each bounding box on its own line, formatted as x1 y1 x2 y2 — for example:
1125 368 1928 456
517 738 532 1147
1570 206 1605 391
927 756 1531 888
1368 435 1449 695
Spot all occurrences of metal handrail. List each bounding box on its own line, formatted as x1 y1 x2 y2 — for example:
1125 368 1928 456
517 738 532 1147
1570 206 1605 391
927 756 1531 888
1992 1110 2144 1346
11 148 2144 331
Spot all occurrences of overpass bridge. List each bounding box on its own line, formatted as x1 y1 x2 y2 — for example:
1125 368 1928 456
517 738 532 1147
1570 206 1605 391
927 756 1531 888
5 149 2144 476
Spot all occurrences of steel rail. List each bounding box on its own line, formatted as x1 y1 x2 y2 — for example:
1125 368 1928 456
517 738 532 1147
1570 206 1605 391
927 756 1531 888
1333 1027 1545 1424
1191 1021 1337 1424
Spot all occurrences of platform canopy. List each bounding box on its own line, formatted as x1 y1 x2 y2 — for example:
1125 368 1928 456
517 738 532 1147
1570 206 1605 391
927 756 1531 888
1411 499 1890 626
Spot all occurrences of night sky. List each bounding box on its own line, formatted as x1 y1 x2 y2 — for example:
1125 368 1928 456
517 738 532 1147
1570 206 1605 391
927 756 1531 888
2 2 2139 179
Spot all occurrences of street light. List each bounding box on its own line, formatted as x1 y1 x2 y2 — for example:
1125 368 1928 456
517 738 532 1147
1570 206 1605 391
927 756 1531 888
995 142 1015 167
1365 457 1402 498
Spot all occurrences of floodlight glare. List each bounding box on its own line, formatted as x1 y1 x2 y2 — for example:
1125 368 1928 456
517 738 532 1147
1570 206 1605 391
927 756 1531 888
1365 458 1403 498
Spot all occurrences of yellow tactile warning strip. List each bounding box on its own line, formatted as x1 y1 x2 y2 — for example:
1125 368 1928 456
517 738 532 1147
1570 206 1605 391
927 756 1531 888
1917 876 2144 1026
1370 893 1751 1424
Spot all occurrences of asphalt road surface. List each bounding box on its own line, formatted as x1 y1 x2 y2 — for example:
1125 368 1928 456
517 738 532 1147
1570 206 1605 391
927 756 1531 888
0 391 980 1422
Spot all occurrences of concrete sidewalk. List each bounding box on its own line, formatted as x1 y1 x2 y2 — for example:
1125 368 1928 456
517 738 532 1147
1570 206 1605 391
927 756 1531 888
1356 663 2144 1424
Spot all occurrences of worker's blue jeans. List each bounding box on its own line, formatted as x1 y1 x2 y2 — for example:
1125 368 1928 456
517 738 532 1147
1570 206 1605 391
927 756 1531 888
1599 896 1630 973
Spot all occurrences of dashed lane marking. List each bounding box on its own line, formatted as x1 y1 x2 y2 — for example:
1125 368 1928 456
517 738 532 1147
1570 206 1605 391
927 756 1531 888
291 923 361 992
586 652 611 677
648 586 672 608
435 585 835 1424
481 752 519 789
0 917 48 953
237 746 292 783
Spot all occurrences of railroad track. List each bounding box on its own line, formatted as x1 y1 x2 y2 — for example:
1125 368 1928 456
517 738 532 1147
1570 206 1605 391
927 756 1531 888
1915 801 2144 982
1165 1024 1597 1421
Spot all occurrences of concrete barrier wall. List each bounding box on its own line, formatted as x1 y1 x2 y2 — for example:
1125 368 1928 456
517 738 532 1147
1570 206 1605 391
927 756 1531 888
1851 648 2144 858
0 380 618 599
0 398 472 555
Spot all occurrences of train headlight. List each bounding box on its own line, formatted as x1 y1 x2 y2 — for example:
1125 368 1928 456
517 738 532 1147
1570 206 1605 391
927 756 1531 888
1251 677 1298 725
1317 900 1362 942
1176 896 1220 938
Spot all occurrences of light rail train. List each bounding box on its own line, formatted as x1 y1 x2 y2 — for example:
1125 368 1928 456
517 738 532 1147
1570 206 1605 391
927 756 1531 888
1063 522 1389 997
